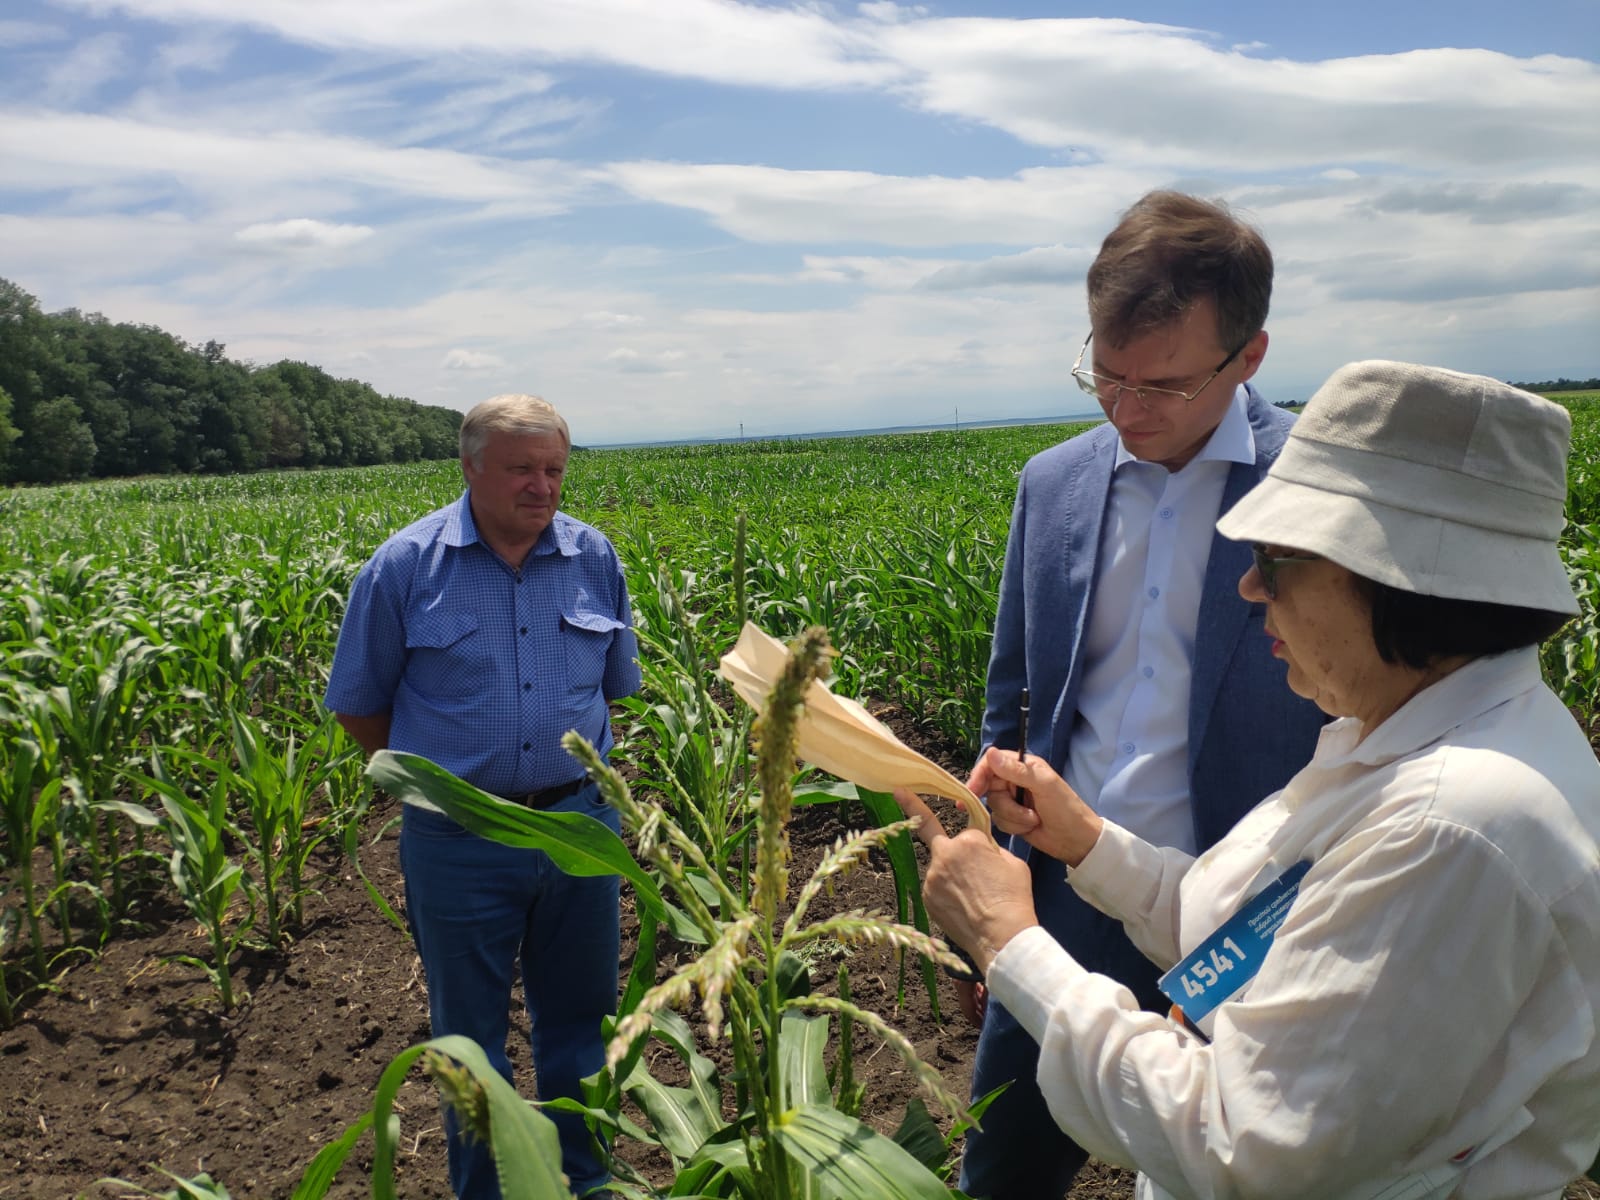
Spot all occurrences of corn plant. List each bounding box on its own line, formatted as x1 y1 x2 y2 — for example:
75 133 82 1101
1545 522 1600 721
96 1170 235 1199
860 513 1001 755
136 758 252 1010
618 562 755 897
1 680 80 954
46 633 178 934
227 708 360 945
375 628 975 1197
0 733 61 994
559 626 972 1199
147 1034 577 1200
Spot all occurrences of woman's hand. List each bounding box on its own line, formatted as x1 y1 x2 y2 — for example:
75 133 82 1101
969 747 1104 869
894 789 1038 977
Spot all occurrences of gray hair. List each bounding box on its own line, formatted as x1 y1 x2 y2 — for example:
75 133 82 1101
459 394 571 465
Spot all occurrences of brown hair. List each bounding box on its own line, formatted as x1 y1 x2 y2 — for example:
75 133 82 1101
1087 190 1272 352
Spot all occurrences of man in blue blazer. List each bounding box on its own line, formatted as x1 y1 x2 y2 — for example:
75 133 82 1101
959 191 1328 1199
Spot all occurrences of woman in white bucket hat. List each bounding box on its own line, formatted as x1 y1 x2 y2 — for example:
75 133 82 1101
900 362 1600 1198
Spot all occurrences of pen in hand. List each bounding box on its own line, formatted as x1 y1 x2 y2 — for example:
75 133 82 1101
1016 687 1030 808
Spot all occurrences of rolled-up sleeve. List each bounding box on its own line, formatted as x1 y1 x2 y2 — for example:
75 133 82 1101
325 552 408 717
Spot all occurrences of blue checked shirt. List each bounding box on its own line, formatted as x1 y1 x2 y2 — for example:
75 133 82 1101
325 492 641 797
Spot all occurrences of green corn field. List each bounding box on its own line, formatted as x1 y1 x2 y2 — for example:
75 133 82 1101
2 405 1598 1196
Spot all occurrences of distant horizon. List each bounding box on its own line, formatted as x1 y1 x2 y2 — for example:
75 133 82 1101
585 409 1107 451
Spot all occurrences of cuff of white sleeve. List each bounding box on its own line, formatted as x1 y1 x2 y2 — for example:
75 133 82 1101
988 925 1090 1047
1065 817 1155 914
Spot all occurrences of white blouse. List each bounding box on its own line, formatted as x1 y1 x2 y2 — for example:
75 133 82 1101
989 648 1600 1199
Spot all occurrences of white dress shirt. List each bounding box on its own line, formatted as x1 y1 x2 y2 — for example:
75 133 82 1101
990 648 1600 1199
1065 386 1256 854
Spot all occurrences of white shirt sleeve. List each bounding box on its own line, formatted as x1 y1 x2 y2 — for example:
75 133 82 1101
988 812 1566 1200
1065 815 1195 970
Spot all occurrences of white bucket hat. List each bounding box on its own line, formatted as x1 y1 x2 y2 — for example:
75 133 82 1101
1216 360 1577 615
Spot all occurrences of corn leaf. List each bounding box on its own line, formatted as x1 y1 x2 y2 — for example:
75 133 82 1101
366 750 695 940
779 1011 830 1109
622 1052 724 1162
769 1104 951 1199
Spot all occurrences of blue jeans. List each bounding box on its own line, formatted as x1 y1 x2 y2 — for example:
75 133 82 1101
399 785 621 1199
960 850 1167 1200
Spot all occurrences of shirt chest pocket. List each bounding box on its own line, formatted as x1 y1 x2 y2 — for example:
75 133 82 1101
561 607 623 693
405 610 486 700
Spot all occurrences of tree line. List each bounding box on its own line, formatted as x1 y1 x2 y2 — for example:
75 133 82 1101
1512 378 1600 394
0 278 462 485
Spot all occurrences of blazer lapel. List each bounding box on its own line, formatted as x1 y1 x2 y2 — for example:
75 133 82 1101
1189 459 1263 774
1048 432 1117 767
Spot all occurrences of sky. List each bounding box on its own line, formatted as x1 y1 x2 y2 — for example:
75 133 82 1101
2 1 1597 446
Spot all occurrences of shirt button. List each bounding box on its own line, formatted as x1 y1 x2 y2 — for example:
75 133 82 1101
520 626 528 635
1142 665 1154 679
1147 586 1159 600
523 682 532 692
1159 507 1174 519
1121 742 1135 755
522 741 531 751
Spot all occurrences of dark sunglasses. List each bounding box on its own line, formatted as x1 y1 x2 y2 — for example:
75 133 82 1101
1251 543 1321 599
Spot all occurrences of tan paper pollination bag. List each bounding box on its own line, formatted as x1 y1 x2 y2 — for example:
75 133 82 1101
717 622 990 835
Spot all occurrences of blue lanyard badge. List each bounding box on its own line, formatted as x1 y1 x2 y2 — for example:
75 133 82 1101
1159 860 1311 1037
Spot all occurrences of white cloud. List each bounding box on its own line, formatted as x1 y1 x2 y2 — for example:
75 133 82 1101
152 30 235 74
603 160 1160 247
0 108 595 208
39 31 127 106
732 255 959 289
859 2 929 23
607 346 688 375
235 217 375 249
441 348 507 370
916 244 1088 291
581 311 645 327
53 0 903 89
873 19 1600 169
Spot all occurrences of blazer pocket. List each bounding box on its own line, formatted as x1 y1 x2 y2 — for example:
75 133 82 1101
560 607 624 693
404 610 485 700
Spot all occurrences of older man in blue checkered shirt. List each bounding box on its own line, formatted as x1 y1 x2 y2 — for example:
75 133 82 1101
326 394 640 1200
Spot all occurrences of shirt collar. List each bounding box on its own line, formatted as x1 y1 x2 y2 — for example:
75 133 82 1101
1112 383 1257 472
536 513 580 557
440 491 477 548
440 492 579 557
1313 647 1545 770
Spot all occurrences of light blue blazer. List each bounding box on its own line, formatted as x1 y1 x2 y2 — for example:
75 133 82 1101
982 385 1327 862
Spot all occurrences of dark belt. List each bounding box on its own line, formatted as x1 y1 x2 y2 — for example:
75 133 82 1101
504 777 589 809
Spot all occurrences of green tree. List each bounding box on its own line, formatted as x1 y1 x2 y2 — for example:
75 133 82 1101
0 275 463 481
0 384 19 480
22 396 98 482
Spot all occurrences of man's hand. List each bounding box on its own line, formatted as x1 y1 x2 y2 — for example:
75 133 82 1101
969 747 1103 869
954 978 988 1028
894 789 1038 978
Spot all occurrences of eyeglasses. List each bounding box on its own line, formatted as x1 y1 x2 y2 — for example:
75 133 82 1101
1251 543 1321 599
1071 332 1246 407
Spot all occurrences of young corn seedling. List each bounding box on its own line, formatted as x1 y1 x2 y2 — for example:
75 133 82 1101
228 708 360 945
136 756 252 1010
